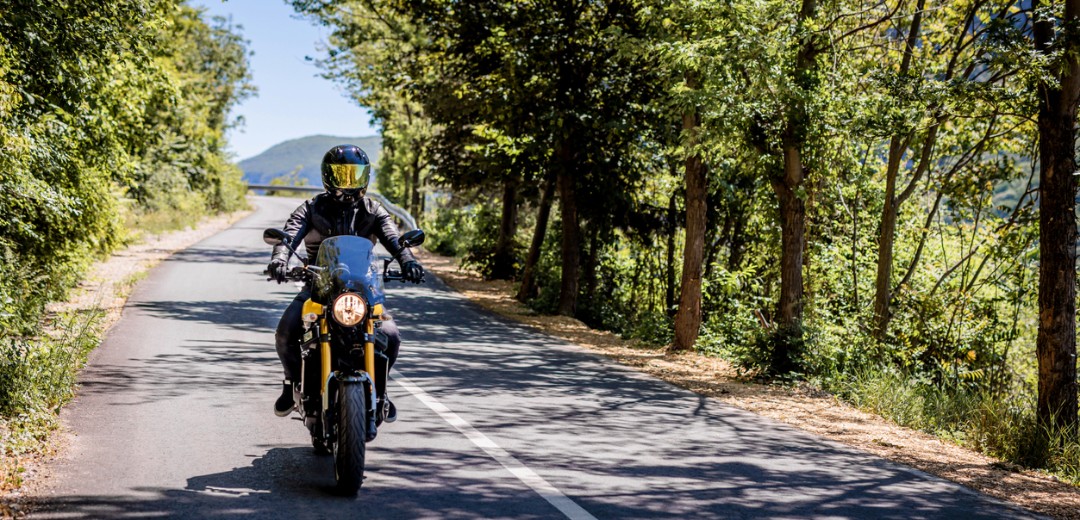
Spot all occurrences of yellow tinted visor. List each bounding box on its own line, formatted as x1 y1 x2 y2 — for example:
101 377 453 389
327 163 370 189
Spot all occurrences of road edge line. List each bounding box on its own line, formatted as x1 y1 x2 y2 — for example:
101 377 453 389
392 372 598 520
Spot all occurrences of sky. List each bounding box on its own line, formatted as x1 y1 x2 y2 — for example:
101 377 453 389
191 0 378 160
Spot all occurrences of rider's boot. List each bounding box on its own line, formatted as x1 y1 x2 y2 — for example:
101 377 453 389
385 396 397 423
274 379 296 417
376 394 397 425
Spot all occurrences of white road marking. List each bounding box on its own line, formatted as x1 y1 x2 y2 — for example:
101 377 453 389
392 372 598 520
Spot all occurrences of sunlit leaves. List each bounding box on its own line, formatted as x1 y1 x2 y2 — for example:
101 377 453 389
0 0 252 335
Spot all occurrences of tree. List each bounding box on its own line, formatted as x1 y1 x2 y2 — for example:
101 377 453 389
672 77 707 351
0 0 251 335
1034 0 1080 431
293 0 437 222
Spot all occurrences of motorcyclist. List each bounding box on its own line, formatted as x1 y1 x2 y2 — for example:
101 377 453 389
267 144 424 420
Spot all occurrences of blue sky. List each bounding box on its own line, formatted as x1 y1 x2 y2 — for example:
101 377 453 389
192 0 378 160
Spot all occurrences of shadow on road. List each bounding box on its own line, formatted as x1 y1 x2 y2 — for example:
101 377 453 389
375 280 1032 519
76 339 278 405
32 440 1017 520
33 446 562 520
166 247 269 265
131 299 281 333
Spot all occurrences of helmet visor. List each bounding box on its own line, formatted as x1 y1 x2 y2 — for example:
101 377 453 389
326 163 370 189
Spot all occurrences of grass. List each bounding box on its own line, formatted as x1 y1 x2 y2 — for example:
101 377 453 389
122 195 209 239
0 308 104 492
121 271 149 292
834 366 1080 485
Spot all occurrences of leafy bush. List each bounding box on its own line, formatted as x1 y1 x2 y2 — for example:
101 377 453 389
0 2 252 339
424 202 477 257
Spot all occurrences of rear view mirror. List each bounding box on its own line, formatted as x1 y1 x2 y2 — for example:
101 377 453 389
400 229 426 248
263 228 289 246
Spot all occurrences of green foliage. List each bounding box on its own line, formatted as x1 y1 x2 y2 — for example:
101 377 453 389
0 312 102 419
459 204 523 280
291 0 433 221
1 308 103 488
0 1 253 340
423 196 483 258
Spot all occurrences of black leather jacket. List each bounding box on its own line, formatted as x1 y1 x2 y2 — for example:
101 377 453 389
271 193 417 266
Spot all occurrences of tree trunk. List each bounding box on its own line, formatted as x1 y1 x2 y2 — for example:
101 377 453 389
772 144 806 335
672 105 708 351
516 175 556 302
665 193 678 315
1035 0 1080 431
490 176 519 280
728 214 746 272
410 153 422 224
763 0 818 372
872 136 903 337
872 0 925 338
557 154 581 316
403 152 413 214
583 223 600 304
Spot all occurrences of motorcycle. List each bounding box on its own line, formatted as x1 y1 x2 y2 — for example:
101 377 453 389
262 227 426 495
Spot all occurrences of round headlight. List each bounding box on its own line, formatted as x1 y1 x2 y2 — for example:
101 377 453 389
332 293 366 327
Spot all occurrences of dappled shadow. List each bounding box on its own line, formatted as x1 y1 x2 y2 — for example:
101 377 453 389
76 339 277 405
32 446 569 519
131 299 281 333
167 247 270 265
372 279 1037 519
32 439 1028 519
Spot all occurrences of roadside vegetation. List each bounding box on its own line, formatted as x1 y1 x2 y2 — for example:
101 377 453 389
0 0 253 491
294 0 1080 485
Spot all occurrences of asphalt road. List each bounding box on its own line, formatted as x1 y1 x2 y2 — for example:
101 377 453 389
31 196 1039 519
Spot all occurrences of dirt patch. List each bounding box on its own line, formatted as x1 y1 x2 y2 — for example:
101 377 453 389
419 250 1080 520
0 206 251 517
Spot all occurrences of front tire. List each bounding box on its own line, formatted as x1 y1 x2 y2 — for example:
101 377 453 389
334 383 367 495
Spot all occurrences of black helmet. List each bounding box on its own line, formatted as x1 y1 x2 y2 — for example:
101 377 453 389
321 144 371 194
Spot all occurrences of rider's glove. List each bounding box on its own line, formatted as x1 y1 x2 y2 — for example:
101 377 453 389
268 257 289 283
402 260 425 284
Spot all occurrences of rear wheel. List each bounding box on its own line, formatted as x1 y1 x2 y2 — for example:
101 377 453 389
334 383 367 495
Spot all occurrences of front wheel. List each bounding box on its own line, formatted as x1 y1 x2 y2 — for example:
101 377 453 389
334 383 367 495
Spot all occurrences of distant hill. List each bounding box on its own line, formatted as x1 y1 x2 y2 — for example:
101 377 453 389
239 135 382 187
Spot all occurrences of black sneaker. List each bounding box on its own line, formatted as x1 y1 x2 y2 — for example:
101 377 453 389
274 380 295 417
384 397 397 423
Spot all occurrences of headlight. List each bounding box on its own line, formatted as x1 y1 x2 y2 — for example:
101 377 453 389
331 292 366 326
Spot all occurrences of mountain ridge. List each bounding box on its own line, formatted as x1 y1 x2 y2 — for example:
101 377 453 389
239 134 382 187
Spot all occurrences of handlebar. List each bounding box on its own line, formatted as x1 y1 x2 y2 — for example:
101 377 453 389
265 264 423 284
264 265 312 283
382 258 424 284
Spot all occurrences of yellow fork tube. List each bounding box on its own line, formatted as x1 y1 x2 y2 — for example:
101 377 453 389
364 319 376 396
320 317 331 409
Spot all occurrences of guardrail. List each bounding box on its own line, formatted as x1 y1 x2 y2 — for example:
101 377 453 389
247 184 418 231
247 184 322 193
